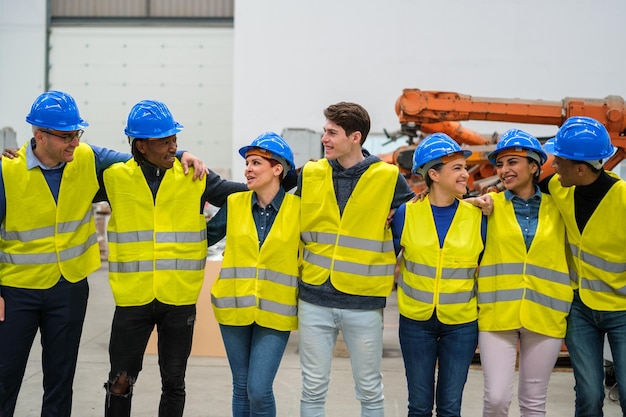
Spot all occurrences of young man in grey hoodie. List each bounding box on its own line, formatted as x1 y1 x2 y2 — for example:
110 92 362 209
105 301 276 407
297 102 414 417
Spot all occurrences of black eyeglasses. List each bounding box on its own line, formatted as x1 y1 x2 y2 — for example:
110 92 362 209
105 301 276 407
40 129 84 143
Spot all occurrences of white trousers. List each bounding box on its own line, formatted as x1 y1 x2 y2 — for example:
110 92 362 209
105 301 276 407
479 328 563 417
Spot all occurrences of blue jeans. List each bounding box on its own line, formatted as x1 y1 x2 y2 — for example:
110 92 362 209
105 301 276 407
298 299 385 417
0 278 89 417
565 291 626 416
399 313 478 417
219 323 290 417
107 300 196 417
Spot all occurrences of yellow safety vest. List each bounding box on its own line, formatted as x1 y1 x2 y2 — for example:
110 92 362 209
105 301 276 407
300 159 398 297
211 192 300 331
478 192 572 338
0 142 100 288
104 159 207 307
549 173 626 311
398 197 483 324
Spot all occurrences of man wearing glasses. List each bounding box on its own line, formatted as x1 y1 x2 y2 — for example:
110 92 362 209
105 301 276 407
0 90 206 417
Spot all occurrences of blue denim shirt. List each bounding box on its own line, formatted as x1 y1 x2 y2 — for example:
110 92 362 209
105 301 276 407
206 187 286 248
504 186 542 251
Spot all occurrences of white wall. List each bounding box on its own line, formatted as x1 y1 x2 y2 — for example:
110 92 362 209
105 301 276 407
231 0 626 180
48 27 234 175
0 0 47 139
0 4 234 175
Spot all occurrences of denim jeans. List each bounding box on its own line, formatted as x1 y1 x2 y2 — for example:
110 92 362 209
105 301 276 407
0 278 89 417
399 313 478 417
565 291 626 416
219 323 290 417
107 299 195 417
298 299 385 417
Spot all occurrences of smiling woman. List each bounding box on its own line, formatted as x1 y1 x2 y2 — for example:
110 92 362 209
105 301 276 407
206 131 299 417
477 129 572 416
390 132 484 417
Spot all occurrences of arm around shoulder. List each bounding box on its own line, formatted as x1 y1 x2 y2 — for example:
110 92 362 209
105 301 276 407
203 171 248 207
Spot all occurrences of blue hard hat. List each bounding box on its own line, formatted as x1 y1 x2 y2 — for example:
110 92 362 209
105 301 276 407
411 133 472 177
25 90 89 131
488 129 548 165
124 100 183 139
544 116 615 161
239 132 295 176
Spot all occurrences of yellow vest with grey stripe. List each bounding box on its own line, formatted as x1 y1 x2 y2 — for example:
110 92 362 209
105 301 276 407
478 192 572 337
104 159 207 307
398 197 483 324
0 142 100 289
549 173 626 311
300 159 398 297
211 191 300 331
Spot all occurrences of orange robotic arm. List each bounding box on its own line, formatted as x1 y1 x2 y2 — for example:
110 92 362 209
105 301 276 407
395 89 626 149
388 89 626 194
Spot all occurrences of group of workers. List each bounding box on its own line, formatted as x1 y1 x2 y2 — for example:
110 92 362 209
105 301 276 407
389 117 626 417
0 90 624 417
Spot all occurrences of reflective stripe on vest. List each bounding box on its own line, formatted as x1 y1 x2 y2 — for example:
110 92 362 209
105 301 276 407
398 197 483 324
109 259 206 273
299 159 398 296
302 250 396 278
479 263 570 286
212 293 298 318
548 174 626 311
401 258 476 304
211 293 256 309
301 231 395 253
2 209 93 242
569 243 626 295
478 288 570 314
0 233 98 265
219 266 298 288
108 229 207 273
570 244 626 276
398 274 475 306
211 192 300 331
0 142 100 288
109 230 206 244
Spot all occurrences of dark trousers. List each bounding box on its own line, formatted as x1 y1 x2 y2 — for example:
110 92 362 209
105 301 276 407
107 300 195 417
565 292 626 416
0 278 89 417
399 313 478 417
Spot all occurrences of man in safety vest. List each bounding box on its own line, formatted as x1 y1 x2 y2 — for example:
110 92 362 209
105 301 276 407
542 116 626 416
297 101 415 417
98 99 246 417
0 91 205 417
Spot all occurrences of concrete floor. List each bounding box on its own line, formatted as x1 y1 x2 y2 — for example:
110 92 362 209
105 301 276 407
13 263 623 416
